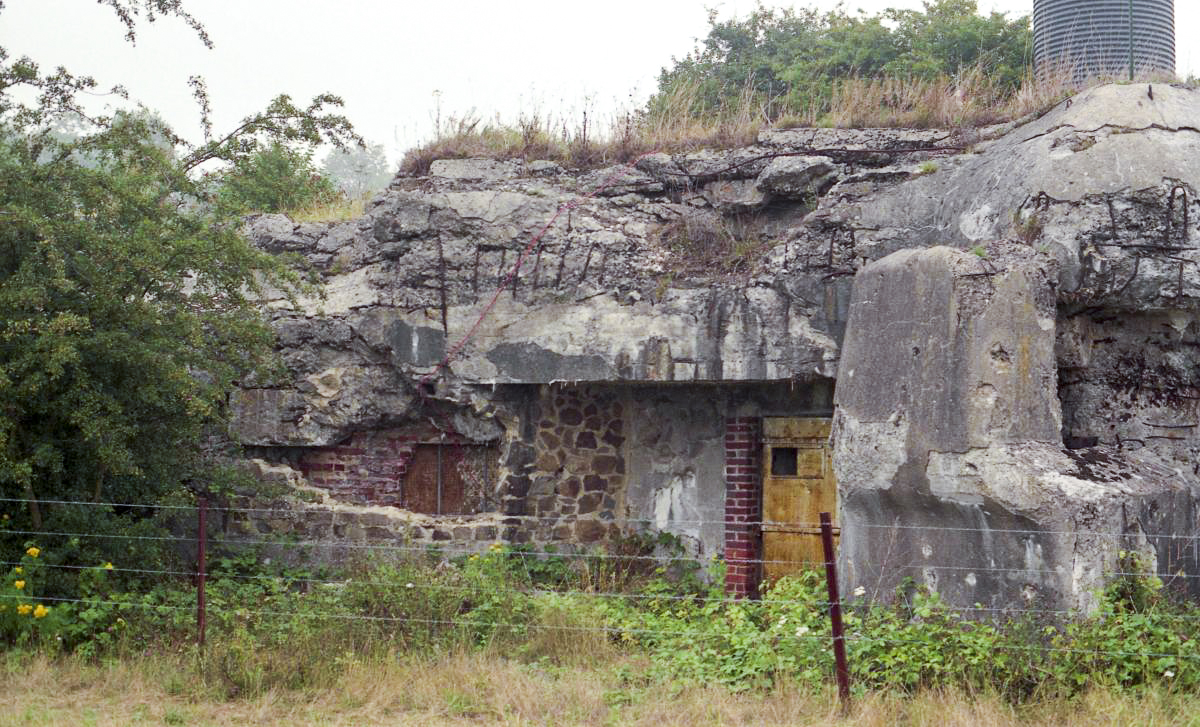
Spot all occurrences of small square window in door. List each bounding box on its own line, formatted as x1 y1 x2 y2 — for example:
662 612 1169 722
771 447 798 476
771 446 823 479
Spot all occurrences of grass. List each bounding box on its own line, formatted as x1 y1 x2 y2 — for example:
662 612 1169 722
824 63 1077 130
9 545 1200 724
4 650 1200 726
285 192 373 223
298 67 1195 224
654 207 772 275
398 62 1088 176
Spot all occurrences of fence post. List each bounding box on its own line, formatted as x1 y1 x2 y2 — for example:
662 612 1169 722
197 495 207 648
820 511 851 713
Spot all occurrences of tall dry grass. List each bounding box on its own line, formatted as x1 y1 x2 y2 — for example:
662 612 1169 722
4 650 1200 726
286 192 373 223
631 77 769 153
398 62 1093 176
399 83 770 177
825 63 1077 129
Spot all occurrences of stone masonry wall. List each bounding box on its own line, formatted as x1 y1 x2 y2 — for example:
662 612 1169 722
244 384 634 550
526 385 627 544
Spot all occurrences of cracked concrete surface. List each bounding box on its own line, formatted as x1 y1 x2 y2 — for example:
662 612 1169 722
834 244 1198 612
235 84 1200 611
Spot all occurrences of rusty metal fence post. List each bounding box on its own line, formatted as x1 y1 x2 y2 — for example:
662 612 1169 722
197 496 207 647
820 511 851 713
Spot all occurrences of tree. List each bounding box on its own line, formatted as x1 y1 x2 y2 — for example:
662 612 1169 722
652 1 1031 120
216 141 339 214
0 2 361 521
881 0 1031 88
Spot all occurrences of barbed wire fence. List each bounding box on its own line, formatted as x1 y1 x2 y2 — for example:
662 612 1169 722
6 494 1200 712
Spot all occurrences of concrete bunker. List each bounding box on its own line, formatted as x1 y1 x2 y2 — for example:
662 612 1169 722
231 84 1200 613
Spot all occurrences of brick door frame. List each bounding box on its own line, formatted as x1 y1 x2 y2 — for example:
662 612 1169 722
723 416 761 597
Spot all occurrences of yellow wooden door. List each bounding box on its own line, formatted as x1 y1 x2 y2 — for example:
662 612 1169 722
761 417 837 582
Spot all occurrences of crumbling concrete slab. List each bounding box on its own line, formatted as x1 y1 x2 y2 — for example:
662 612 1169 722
833 245 1199 612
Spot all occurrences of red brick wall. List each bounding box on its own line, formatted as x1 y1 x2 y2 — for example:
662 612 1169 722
724 416 761 598
298 430 421 506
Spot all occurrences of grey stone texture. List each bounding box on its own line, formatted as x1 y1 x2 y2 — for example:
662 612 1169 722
833 245 1196 612
232 83 1200 611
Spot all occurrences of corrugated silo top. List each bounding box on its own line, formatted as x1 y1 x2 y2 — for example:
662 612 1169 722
1033 0 1175 81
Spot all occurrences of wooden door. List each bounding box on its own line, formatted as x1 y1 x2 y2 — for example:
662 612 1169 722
761 417 837 582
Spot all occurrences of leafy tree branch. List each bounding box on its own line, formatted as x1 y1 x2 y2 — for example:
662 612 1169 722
0 1 355 518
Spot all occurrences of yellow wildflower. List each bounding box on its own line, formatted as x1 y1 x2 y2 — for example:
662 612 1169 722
13 580 24 590
103 562 114 570
13 567 21 574
33 605 48 619
25 547 39 558
16 604 31 615
489 542 504 552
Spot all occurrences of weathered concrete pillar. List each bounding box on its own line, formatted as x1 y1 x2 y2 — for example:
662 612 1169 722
832 245 1195 613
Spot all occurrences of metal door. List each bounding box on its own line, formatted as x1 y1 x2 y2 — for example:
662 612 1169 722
402 443 495 515
761 417 837 581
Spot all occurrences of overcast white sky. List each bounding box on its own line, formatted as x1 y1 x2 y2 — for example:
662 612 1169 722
2 1 1196 163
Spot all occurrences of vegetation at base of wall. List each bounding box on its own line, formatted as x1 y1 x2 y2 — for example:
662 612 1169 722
4 537 1196 705
599 564 1200 699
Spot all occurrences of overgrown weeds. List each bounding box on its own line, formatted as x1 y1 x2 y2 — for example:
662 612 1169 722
6 537 1200 706
825 64 1075 129
285 192 372 223
398 62 1087 176
654 208 770 276
597 565 1200 700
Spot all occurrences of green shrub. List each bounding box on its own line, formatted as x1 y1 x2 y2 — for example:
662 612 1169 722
595 565 1200 700
215 141 340 215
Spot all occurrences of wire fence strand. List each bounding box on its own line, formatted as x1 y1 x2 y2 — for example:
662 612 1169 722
4 495 1200 542
1 592 1196 664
